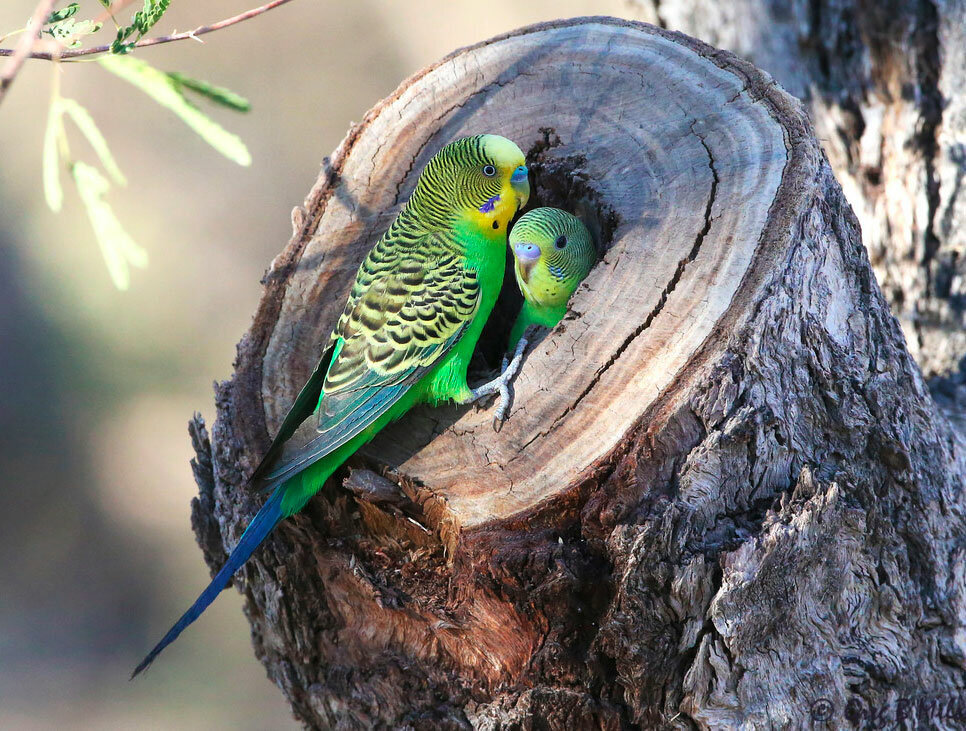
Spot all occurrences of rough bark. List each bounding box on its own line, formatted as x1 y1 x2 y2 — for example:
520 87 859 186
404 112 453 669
189 17 966 729
628 0 966 420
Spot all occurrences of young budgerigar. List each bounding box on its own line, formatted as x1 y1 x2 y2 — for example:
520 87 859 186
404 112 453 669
133 134 530 677
488 207 596 428
507 207 596 351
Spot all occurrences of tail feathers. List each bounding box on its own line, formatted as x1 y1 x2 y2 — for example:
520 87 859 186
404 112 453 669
131 487 286 679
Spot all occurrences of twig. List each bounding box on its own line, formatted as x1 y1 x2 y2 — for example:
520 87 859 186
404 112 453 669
0 0 59 105
0 0 298 61
93 0 137 28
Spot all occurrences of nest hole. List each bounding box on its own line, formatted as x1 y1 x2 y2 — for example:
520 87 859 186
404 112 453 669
473 128 620 373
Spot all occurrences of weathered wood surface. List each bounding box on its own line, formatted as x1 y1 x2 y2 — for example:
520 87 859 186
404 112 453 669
259 19 788 532
189 16 966 729
630 0 966 398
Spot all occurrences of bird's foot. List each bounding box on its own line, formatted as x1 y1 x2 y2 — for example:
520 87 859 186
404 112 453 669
469 326 539 431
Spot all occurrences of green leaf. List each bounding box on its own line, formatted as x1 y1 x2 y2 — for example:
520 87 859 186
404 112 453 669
98 55 252 166
43 17 101 44
70 19 102 36
71 161 147 290
58 98 127 185
110 28 133 55
110 0 170 54
46 2 79 24
98 0 112 7
43 99 64 213
150 0 169 25
167 72 251 113
43 18 74 39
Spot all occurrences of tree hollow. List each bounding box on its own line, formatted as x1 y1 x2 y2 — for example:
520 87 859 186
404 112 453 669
259 18 786 537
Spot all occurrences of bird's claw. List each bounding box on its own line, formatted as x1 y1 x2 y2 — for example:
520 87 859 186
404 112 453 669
469 327 545 428
470 332 529 430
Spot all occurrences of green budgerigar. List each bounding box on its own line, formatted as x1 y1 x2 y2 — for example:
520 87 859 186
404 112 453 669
507 207 596 350
133 134 530 677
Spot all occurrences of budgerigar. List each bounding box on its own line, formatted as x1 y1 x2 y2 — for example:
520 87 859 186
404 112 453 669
133 134 530 677
507 207 596 351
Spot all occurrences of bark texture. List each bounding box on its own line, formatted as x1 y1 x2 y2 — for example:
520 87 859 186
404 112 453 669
629 0 966 418
188 17 966 729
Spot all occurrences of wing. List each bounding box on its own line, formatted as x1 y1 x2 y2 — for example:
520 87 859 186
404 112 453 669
245 343 335 486
262 231 479 485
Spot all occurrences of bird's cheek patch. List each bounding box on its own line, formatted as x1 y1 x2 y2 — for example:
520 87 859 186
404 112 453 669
479 194 501 213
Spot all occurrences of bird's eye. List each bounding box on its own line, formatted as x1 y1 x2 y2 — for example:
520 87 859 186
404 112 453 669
554 235 567 249
482 164 496 177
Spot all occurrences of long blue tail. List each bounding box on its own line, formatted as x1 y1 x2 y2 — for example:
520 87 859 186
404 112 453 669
131 486 286 678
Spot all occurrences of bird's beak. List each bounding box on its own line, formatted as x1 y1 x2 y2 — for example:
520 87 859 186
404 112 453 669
513 241 540 282
515 259 533 284
511 165 530 209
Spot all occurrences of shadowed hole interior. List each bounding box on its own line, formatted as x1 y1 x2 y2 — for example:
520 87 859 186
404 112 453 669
473 129 620 375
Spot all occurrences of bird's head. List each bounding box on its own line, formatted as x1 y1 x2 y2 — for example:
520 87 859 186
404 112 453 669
509 208 596 308
410 134 529 234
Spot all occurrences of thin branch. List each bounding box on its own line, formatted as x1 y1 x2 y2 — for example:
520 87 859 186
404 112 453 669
0 0 298 61
0 0 59 105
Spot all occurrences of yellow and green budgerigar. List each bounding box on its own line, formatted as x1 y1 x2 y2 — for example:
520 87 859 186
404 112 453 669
133 134 530 677
507 207 596 351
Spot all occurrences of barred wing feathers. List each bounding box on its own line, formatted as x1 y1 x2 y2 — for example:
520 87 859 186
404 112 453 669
263 231 478 485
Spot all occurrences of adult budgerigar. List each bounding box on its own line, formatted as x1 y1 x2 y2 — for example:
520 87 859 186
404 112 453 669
133 134 530 677
507 207 596 351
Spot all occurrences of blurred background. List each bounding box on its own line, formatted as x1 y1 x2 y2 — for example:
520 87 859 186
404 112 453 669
0 1 628 728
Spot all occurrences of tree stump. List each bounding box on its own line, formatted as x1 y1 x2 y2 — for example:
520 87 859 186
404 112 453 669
189 16 966 729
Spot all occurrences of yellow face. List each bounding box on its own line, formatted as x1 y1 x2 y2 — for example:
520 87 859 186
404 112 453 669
510 208 596 309
463 134 530 237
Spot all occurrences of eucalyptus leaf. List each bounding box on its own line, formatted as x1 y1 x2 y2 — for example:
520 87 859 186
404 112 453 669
98 55 252 166
71 162 147 290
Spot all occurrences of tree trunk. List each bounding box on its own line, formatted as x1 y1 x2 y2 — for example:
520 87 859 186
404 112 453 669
188 17 966 729
628 0 966 424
